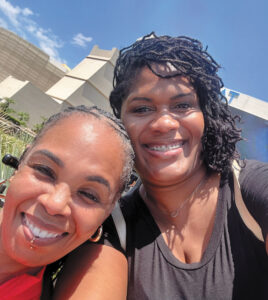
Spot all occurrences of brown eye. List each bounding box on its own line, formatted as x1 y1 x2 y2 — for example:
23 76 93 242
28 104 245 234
32 164 56 181
78 190 99 203
132 106 153 113
174 103 191 110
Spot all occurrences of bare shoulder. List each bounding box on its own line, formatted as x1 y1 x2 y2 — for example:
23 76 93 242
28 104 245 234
53 244 127 300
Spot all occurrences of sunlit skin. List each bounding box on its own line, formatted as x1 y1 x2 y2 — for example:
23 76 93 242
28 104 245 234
0 115 124 282
121 66 206 188
121 66 220 263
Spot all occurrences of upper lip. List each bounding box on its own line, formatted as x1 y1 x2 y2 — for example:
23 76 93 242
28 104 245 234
143 140 185 147
22 213 68 237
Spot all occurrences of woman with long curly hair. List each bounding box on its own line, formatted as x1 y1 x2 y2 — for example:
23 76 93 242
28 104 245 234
55 33 268 300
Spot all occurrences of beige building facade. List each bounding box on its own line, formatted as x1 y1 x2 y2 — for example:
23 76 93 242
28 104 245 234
0 76 60 127
0 30 119 127
0 28 66 92
46 45 118 112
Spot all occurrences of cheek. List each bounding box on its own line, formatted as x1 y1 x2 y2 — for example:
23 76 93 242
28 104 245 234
73 206 111 238
124 119 144 146
4 172 46 214
188 113 205 141
4 177 25 209
8 173 37 198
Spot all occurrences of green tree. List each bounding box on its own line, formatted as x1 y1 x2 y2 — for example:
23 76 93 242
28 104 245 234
17 112 30 127
0 98 31 128
32 116 47 133
0 98 16 115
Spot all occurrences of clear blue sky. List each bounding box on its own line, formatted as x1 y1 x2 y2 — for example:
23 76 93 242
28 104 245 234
0 0 267 102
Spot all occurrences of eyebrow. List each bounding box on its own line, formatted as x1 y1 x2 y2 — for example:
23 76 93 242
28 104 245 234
170 92 194 100
129 97 151 102
33 149 64 167
130 93 194 102
86 175 110 191
32 150 111 190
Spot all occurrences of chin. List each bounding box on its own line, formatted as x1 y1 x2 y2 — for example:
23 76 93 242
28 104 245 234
143 168 180 185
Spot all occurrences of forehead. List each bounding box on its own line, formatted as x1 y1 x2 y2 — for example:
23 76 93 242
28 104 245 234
130 65 195 94
41 114 116 140
27 115 124 184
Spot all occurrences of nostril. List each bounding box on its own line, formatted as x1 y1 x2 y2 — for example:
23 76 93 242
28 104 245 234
38 190 71 217
151 115 179 131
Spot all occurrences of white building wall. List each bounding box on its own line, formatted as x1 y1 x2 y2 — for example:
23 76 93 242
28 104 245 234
46 45 119 113
0 76 60 127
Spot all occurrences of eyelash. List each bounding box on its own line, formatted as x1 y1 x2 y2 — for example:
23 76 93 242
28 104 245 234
30 163 101 205
132 106 153 114
32 164 56 181
132 102 192 114
173 103 191 110
78 190 99 203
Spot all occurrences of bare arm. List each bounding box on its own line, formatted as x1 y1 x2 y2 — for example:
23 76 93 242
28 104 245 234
53 244 127 300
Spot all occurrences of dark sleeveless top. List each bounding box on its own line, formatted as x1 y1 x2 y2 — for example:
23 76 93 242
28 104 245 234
103 160 268 300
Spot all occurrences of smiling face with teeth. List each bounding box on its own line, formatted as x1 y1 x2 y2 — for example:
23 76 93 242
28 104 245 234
121 66 205 186
0 114 124 268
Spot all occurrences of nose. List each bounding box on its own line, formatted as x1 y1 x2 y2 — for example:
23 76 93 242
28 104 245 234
38 183 72 217
149 112 179 133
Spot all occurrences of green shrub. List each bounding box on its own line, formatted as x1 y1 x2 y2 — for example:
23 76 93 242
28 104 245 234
0 122 34 181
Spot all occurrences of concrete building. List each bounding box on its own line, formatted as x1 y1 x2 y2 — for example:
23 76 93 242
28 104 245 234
0 76 60 128
0 28 66 92
0 31 118 127
46 45 118 112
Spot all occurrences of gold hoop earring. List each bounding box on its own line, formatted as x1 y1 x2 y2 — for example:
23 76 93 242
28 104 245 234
89 226 103 242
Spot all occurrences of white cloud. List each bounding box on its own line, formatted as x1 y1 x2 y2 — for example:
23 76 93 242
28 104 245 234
34 28 66 63
26 24 36 33
0 0 66 64
22 7 33 17
72 33 92 48
0 0 20 27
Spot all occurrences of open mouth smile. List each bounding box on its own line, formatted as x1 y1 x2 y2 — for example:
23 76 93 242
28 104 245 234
22 213 68 246
145 141 184 152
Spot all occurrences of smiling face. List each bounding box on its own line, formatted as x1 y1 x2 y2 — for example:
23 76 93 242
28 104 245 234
121 66 205 186
1 114 124 267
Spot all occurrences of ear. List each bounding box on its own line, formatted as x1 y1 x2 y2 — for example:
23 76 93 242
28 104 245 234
113 191 122 204
9 170 18 182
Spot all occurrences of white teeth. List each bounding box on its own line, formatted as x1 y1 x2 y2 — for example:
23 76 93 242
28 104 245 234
38 231 47 238
24 215 61 239
149 143 183 152
32 226 40 237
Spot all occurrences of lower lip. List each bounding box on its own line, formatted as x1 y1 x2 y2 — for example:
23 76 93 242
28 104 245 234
21 214 67 247
144 145 184 159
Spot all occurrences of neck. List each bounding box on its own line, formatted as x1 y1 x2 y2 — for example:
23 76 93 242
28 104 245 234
140 165 210 220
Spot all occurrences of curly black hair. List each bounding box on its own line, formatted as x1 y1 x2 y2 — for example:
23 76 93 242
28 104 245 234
109 32 242 178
